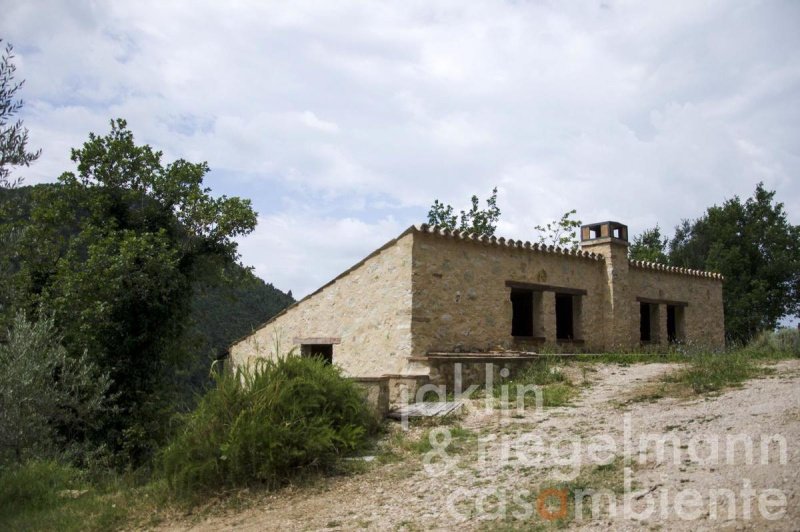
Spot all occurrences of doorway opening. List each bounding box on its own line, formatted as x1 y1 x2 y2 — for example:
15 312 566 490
640 303 652 343
301 344 333 364
510 289 533 337
555 293 575 340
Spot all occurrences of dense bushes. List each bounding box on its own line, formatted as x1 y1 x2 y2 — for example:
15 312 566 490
0 313 110 464
161 355 378 497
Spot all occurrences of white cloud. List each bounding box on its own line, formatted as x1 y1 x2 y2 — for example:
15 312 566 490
237 213 405 297
295 111 340 134
2 0 798 298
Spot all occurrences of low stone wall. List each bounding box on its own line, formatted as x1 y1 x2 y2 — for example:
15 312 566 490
384 374 432 406
351 377 390 419
427 357 537 393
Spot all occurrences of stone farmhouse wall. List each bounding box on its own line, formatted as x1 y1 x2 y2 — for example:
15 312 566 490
229 231 414 377
231 224 725 381
627 263 725 349
411 227 725 354
410 230 609 353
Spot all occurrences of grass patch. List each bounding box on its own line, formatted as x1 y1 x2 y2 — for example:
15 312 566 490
572 351 688 365
382 424 477 459
622 381 691 404
492 359 579 409
0 460 166 532
624 330 799 403
554 458 627 524
664 351 770 394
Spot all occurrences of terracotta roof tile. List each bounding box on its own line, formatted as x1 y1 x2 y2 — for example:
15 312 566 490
628 259 724 280
414 224 604 261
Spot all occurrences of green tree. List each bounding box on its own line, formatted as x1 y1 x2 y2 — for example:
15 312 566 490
0 40 40 188
427 187 500 236
0 313 110 464
10 119 257 463
0 40 40 328
669 183 800 343
533 209 582 250
629 225 668 263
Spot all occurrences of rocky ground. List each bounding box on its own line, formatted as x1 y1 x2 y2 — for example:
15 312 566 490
159 360 800 531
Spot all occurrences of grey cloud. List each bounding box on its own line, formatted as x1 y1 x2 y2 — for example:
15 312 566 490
1 0 798 297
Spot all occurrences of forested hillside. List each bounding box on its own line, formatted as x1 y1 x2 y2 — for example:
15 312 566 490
183 261 294 398
0 184 294 405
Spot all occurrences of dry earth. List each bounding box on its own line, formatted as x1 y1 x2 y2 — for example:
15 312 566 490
159 360 800 531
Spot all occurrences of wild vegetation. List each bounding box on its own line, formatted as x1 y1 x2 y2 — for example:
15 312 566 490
632 184 800 343
0 34 798 530
162 355 379 499
427 187 501 236
492 358 579 409
0 313 110 464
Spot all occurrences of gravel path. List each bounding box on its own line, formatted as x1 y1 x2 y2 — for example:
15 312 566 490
160 360 800 531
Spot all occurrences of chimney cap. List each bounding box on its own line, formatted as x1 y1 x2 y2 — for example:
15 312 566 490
580 221 628 243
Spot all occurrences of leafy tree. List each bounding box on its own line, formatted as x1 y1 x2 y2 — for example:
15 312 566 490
669 183 800 343
427 187 500 236
0 313 109 464
9 119 257 463
629 225 669 263
533 209 582 250
0 40 40 188
0 40 39 328
0 184 293 412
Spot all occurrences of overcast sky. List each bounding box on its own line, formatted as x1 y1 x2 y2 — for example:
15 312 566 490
2 0 798 298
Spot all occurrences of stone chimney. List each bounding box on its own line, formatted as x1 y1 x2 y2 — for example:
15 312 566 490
579 221 633 349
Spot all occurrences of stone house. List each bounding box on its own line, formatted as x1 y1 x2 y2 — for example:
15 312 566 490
230 221 724 395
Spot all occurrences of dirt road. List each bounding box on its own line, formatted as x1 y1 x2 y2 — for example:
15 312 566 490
163 360 800 531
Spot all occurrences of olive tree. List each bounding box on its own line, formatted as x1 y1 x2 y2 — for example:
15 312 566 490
0 313 109 463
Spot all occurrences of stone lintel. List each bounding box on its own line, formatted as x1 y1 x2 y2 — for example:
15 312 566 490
293 336 342 345
505 280 588 296
635 297 689 307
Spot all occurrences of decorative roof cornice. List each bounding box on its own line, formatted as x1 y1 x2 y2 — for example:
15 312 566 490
414 224 604 261
628 259 724 280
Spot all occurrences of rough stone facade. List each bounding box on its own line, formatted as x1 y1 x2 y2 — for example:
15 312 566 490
229 232 414 377
410 230 608 354
230 221 725 386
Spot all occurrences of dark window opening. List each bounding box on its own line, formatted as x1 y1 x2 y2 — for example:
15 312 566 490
511 289 534 337
667 305 676 343
666 305 685 343
301 344 333 364
555 293 574 340
640 303 651 343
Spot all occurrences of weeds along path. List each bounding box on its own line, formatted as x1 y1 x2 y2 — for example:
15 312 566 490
159 360 800 531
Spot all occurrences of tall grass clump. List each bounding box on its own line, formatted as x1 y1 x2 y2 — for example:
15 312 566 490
653 329 799 397
0 460 81 520
663 350 757 394
161 355 378 498
742 328 800 359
